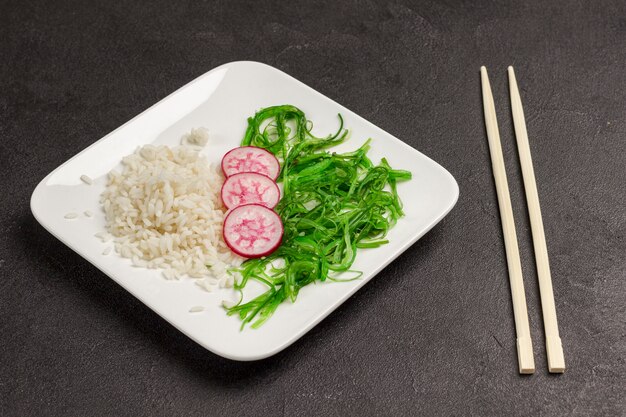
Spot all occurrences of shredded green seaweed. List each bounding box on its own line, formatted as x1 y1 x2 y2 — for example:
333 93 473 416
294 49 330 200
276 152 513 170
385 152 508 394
226 105 412 328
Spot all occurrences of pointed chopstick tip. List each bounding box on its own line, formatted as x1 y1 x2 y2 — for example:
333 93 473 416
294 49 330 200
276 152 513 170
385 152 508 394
508 66 517 82
480 66 490 86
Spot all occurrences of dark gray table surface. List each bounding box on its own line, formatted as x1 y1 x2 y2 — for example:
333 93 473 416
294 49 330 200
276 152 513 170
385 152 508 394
2 0 625 415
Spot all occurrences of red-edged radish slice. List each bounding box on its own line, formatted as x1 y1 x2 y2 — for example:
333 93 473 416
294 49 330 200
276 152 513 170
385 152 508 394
221 172 280 210
223 204 283 258
221 146 280 180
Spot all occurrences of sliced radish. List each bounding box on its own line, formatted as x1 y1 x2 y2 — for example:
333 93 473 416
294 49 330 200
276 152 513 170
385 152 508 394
223 204 283 258
221 172 280 210
221 146 280 180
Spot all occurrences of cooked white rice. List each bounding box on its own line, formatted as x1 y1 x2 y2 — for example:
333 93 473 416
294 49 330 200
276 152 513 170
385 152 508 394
95 231 112 242
100 141 242 281
181 127 209 147
80 174 93 185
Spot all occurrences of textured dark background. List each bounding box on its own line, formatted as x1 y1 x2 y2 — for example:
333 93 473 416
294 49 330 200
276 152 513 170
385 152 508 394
1 0 625 415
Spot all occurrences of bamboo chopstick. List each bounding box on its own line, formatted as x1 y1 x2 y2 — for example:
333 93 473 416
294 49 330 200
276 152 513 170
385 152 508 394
481 66 535 374
508 66 565 373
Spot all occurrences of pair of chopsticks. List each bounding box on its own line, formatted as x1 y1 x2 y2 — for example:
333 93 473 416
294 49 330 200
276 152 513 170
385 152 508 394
481 66 565 374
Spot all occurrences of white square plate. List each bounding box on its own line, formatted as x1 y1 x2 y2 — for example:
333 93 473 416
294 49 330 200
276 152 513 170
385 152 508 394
31 61 458 361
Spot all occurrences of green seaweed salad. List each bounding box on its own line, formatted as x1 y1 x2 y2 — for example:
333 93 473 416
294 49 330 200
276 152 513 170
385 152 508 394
225 105 412 328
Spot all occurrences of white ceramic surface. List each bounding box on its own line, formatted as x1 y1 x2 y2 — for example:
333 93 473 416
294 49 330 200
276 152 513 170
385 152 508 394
31 61 459 361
